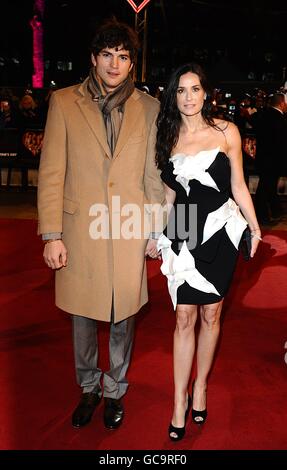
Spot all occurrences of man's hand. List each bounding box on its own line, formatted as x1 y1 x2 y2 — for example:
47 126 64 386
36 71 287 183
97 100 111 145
43 240 67 269
145 239 161 259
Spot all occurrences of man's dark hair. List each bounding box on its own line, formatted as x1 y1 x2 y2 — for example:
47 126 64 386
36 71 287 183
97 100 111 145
269 93 285 108
91 18 140 63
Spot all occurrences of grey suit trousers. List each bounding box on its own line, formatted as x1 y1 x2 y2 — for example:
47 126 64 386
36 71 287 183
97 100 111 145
72 312 135 399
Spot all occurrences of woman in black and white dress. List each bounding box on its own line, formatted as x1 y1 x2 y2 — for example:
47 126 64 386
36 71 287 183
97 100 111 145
155 63 261 441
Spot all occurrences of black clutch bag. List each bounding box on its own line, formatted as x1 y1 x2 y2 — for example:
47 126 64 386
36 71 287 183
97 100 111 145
240 227 252 261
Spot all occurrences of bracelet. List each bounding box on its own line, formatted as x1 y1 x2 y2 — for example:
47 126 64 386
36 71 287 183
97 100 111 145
44 239 62 244
251 233 262 241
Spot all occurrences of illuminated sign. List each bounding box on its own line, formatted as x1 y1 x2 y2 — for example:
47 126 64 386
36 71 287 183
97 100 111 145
126 0 151 14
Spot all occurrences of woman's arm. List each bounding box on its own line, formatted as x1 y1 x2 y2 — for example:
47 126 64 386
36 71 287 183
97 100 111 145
164 183 176 213
145 183 175 259
225 122 261 257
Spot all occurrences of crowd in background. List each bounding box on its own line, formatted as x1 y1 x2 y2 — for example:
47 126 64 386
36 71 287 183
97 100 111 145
0 87 51 131
1 82 286 133
1 82 286 178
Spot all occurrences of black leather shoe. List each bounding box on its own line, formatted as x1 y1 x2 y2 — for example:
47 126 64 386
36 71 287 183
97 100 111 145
104 398 124 429
72 392 101 428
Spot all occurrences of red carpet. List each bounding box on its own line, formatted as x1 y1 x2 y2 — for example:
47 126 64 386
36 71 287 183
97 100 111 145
0 218 286 450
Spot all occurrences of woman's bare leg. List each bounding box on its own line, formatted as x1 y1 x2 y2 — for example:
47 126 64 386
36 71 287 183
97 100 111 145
193 300 223 415
171 304 197 433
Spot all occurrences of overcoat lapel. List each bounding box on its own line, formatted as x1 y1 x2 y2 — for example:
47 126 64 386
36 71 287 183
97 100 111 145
76 80 112 159
113 90 141 160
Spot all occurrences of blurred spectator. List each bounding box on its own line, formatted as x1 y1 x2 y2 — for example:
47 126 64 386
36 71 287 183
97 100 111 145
0 99 17 128
154 85 164 101
255 95 265 112
16 94 45 130
253 93 287 224
234 96 255 132
0 87 19 109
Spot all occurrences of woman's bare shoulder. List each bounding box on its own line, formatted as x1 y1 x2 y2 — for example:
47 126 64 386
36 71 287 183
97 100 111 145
213 118 236 131
214 118 240 138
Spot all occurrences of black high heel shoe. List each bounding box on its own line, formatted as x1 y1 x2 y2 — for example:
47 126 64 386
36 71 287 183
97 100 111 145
168 394 192 441
191 380 207 425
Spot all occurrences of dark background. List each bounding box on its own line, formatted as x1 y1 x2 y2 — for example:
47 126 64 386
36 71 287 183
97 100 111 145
0 0 286 90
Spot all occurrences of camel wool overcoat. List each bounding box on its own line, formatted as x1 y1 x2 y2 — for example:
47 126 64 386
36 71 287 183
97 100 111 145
37 79 165 322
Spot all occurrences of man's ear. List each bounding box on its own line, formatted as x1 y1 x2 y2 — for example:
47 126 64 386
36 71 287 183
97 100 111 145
91 53 97 67
129 63 134 73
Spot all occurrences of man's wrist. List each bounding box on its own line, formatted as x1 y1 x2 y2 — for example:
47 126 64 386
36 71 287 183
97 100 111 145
149 232 161 240
43 239 62 244
42 232 62 241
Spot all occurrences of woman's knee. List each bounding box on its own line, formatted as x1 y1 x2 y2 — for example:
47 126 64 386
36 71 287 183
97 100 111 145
200 304 222 329
175 306 197 331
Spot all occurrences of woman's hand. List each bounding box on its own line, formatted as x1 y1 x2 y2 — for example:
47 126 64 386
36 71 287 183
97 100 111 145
145 239 161 259
250 230 262 258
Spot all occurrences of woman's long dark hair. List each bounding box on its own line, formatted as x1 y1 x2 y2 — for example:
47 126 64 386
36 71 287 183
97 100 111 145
156 63 216 170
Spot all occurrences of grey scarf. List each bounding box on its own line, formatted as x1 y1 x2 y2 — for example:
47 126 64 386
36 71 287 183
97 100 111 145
87 67 135 154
